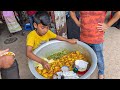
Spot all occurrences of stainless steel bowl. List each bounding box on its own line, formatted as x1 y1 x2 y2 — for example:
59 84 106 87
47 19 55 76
28 40 97 79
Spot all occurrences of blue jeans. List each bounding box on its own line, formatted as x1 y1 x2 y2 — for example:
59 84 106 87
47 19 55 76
28 15 34 30
87 43 104 75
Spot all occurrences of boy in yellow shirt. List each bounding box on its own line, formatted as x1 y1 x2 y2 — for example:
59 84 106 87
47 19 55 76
26 11 78 70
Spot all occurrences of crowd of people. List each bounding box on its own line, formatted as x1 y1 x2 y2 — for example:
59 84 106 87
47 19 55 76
0 11 120 79
0 11 37 37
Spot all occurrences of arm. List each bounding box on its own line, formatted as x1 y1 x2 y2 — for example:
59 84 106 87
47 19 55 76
107 11 120 27
56 35 78 44
97 11 120 31
26 46 50 70
70 11 81 27
48 30 78 44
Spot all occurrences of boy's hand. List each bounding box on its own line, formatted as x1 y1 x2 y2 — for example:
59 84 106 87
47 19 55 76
67 39 78 44
97 23 110 32
41 60 50 70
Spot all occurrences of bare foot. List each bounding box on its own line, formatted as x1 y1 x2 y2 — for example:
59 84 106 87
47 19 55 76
98 74 104 79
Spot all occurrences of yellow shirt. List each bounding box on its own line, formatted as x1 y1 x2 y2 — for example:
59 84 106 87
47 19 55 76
26 30 57 50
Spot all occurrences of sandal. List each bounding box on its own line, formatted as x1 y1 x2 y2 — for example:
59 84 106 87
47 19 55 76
4 37 17 44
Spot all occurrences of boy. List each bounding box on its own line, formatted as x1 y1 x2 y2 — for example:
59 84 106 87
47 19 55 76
26 12 77 70
70 11 107 79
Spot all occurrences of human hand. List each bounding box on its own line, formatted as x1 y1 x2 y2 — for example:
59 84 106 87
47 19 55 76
97 23 110 32
41 60 50 70
67 39 78 44
0 48 9 57
0 55 15 69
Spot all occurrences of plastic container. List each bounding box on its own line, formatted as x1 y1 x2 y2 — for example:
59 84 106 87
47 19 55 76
24 23 32 31
75 60 88 72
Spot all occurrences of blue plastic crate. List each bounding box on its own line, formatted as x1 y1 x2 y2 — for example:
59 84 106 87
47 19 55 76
24 23 32 31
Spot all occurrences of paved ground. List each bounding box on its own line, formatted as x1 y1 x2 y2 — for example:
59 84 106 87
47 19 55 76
0 23 34 79
0 11 120 79
91 27 120 79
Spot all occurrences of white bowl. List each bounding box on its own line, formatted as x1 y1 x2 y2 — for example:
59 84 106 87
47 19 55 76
28 40 97 79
